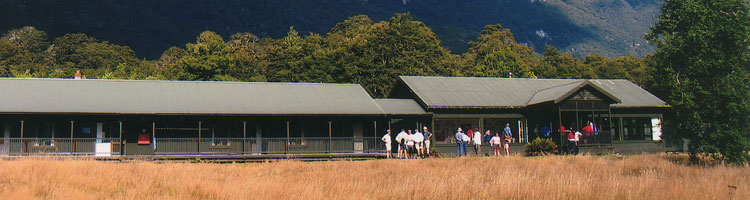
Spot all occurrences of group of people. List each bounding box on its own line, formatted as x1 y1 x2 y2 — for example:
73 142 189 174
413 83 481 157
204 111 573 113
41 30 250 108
381 121 600 158
455 123 514 157
563 122 598 155
380 126 432 159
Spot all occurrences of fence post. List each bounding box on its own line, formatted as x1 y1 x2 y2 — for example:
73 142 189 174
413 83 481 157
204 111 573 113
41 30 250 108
328 121 332 153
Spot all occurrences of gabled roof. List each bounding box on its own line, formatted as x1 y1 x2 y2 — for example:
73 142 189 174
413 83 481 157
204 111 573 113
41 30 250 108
0 78 387 115
398 76 669 109
526 80 621 106
373 99 428 115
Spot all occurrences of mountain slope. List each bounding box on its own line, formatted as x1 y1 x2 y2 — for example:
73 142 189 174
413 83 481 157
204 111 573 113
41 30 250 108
0 0 662 58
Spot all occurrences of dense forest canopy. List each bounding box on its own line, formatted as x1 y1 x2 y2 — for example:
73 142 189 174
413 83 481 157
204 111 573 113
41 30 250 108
0 0 663 59
0 14 653 98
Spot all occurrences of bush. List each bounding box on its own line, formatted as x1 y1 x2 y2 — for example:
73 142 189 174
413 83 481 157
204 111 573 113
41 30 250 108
524 138 558 156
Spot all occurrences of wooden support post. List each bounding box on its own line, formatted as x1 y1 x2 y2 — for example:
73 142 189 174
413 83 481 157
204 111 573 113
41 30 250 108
152 122 156 151
119 120 123 156
19 120 24 138
242 121 247 154
70 120 74 139
198 121 202 154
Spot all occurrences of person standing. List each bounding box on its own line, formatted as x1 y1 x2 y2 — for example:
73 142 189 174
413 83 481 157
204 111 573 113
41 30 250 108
491 133 502 157
502 131 512 156
566 129 576 155
582 122 594 144
461 130 470 156
455 128 464 157
414 129 424 158
504 123 513 141
423 126 432 156
484 130 492 144
472 129 482 156
406 130 415 158
541 124 551 138
381 129 392 159
503 123 513 156
395 129 407 159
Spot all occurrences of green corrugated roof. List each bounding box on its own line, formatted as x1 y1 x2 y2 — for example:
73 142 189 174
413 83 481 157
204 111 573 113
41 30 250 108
373 99 428 115
398 76 669 109
0 78 387 115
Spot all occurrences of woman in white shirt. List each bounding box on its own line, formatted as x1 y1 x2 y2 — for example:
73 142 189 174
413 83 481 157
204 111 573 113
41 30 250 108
490 133 502 157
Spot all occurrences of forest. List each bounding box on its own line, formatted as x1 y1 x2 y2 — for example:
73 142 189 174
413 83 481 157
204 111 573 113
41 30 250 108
0 13 652 98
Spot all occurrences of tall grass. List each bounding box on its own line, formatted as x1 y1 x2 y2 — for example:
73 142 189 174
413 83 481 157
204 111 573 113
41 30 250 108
0 155 747 199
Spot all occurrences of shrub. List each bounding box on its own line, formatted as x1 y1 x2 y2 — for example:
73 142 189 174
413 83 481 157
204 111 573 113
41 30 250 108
524 138 558 156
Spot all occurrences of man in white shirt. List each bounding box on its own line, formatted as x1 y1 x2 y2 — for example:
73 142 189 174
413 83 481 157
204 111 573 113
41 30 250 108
406 130 415 158
381 129 392 159
461 131 470 156
414 129 424 158
473 129 482 156
395 129 407 159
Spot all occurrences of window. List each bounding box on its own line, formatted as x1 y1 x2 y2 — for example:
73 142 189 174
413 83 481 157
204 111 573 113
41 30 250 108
622 118 652 140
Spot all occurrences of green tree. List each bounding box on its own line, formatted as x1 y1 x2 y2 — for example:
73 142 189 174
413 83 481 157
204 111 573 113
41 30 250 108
0 27 50 77
171 31 233 81
465 24 537 78
646 0 750 164
326 13 450 97
538 45 593 79
2 26 49 53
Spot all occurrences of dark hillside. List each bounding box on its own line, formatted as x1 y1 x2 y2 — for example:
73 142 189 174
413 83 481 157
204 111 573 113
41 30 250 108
0 0 661 58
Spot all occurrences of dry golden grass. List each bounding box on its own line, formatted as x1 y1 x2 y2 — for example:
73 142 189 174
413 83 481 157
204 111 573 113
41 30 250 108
0 155 747 200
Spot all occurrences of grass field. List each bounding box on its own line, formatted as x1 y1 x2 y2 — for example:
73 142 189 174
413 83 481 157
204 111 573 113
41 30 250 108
0 155 747 200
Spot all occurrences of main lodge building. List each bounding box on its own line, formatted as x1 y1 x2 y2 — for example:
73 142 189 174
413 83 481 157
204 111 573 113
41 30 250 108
0 76 673 158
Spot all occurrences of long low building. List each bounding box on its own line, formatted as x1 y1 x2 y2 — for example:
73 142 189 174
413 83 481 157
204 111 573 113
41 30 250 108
0 78 429 156
391 76 673 154
0 76 674 157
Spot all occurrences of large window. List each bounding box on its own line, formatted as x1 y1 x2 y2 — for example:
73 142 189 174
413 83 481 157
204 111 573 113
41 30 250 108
623 117 652 140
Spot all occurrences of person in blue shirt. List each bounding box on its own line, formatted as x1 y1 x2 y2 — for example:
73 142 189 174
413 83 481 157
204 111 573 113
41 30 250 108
504 123 512 139
455 127 465 157
503 123 513 156
541 125 551 138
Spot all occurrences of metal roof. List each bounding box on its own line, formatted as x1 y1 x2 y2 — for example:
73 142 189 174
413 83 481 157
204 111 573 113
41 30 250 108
0 78 388 115
373 99 428 115
398 76 669 109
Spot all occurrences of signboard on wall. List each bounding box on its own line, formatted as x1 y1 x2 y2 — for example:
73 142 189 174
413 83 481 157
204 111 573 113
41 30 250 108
651 118 662 141
95 143 111 157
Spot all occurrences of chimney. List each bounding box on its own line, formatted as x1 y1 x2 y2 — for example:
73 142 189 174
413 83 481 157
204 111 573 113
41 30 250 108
74 70 82 80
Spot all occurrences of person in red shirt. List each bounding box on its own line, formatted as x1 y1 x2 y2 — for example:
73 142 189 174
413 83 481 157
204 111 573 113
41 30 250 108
559 125 566 135
582 122 594 144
